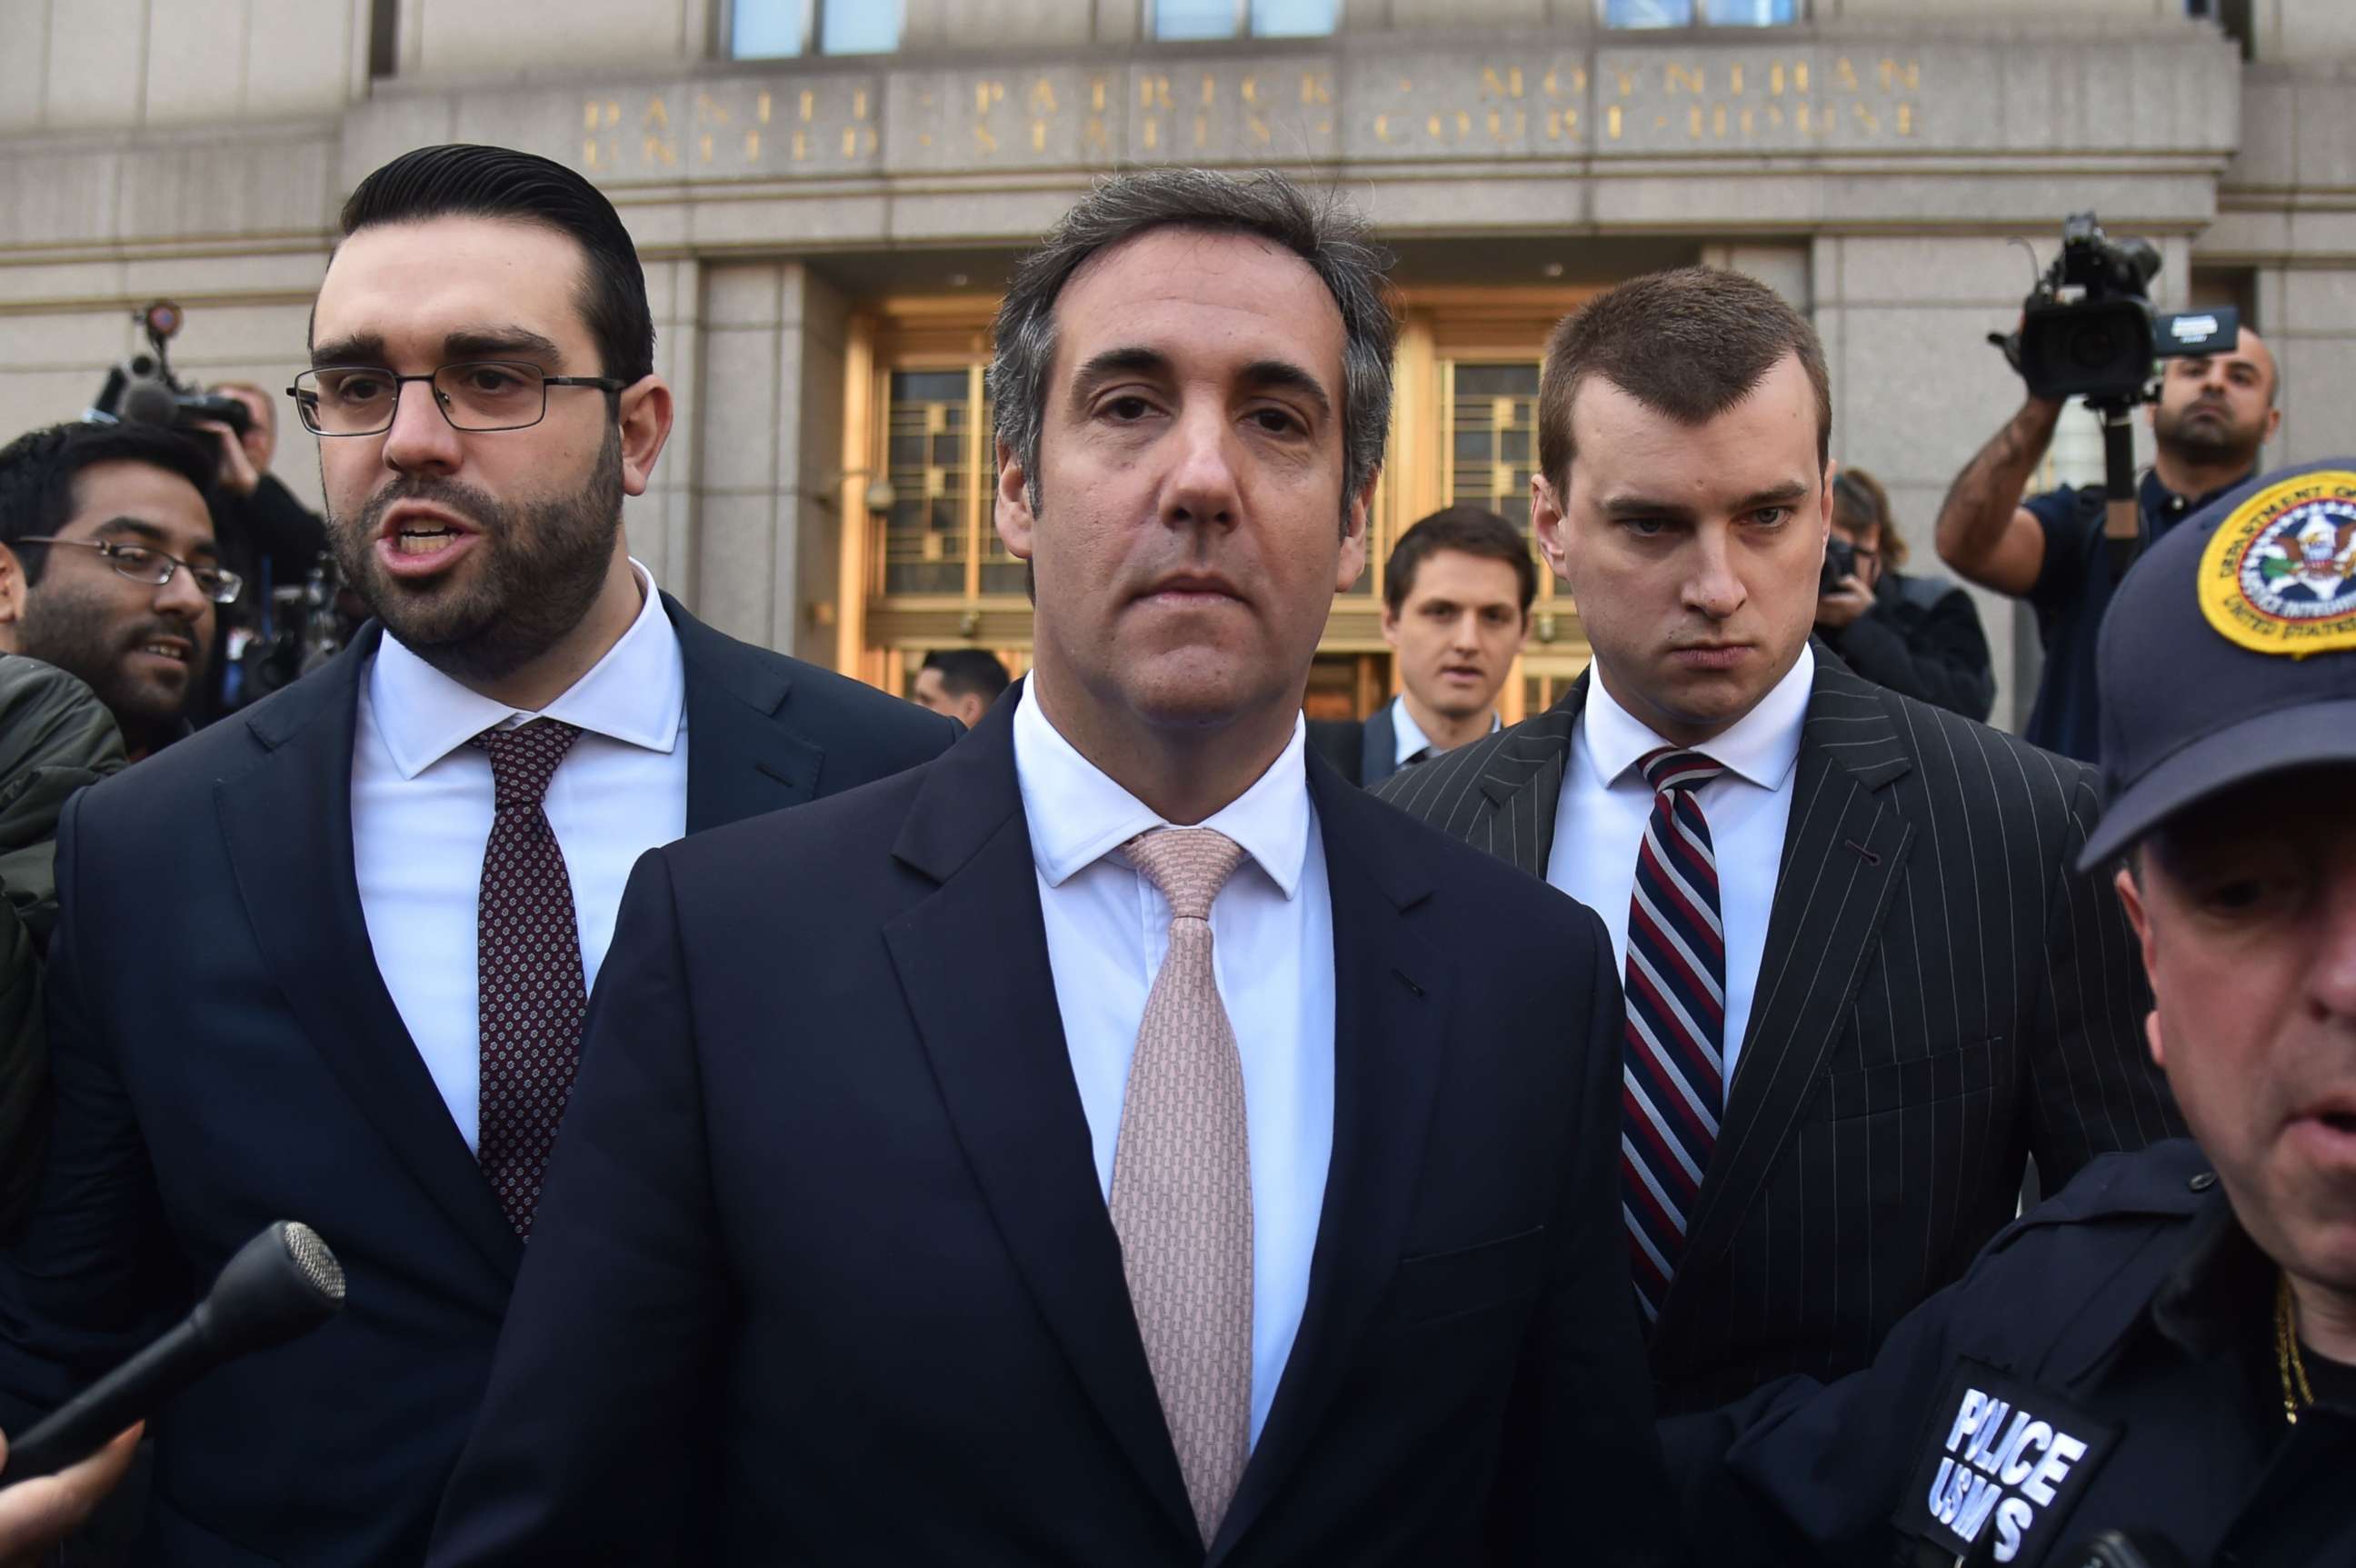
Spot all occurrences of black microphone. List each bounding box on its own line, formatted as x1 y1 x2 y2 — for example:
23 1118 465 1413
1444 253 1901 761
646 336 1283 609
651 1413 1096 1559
1 1221 345 1482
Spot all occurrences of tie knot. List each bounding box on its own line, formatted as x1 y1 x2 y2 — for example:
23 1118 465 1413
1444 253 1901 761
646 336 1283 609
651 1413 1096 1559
1123 827 1246 921
470 719 583 810
1637 746 1724 796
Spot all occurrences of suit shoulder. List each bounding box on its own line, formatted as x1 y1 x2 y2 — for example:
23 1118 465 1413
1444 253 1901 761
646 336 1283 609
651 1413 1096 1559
1874 684 2098 813
765 650 959 755
1340 779 1600 943
71 699 277 824
660 750 936 881
1367 714 1531 817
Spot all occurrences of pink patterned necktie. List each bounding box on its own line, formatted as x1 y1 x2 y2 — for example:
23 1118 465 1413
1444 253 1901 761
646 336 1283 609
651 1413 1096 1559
469 718 585 1240
1110 826 1253 1549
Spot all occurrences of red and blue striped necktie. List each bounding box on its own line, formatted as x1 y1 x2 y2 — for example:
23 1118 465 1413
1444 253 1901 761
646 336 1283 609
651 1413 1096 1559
1621 746 1728 1324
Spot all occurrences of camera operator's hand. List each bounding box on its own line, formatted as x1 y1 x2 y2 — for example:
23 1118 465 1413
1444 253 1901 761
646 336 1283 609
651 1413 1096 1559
195 385 278 499
1815 573 1875 632
0 1423 141 1567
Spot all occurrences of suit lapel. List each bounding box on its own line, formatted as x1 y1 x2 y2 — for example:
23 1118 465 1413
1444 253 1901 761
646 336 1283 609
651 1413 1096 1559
1359 702 1395 788
1654 654 1915 1345
215 628 523 1285
1212 757 1450 1562
1471 674 1584 877
879 698 1197 1544
665 594 821 832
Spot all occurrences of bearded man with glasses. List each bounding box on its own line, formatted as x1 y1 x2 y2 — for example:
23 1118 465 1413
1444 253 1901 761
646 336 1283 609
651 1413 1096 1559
0 144 959 1568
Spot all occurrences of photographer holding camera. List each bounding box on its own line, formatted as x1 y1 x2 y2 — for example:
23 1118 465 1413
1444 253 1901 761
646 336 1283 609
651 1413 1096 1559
185 383 332 720
1814 467 1995 721
1934 216 2277 760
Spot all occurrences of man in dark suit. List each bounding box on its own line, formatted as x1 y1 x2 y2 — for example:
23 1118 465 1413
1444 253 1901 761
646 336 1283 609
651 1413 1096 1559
431 168 1663 1567
1376 267 2183 1416
0 145 954 1566
1309 505 1532 786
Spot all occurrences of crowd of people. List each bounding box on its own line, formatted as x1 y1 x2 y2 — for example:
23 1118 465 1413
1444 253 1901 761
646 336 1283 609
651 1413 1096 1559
0 144 2344 1568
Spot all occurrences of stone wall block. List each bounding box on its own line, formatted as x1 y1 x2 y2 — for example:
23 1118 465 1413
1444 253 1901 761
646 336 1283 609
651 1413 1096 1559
145 1 249 126
698 322 782 494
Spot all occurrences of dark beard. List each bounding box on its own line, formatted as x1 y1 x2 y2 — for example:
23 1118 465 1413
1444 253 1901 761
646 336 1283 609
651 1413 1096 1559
2153 400 2257 470
331 426 624 687
15 584 202 754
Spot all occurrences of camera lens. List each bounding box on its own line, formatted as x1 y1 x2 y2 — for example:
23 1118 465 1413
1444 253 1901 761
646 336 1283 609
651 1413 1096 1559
2068 325 2120 371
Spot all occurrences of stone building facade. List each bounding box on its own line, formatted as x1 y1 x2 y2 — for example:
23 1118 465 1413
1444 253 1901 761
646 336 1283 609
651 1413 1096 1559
3 0 2351 725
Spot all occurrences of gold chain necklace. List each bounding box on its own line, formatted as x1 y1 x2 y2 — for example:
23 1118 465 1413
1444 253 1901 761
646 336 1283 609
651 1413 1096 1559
2275 1270 2316 1425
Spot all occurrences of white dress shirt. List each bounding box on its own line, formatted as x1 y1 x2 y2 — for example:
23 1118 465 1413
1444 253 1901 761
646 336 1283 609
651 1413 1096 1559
1013 681 1334 1447
1543 645 1813 1086
1388 694 1501 770
352 561 689 1153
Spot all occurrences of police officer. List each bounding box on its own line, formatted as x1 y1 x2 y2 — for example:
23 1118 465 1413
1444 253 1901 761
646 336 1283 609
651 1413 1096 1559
1669 457 2356 1568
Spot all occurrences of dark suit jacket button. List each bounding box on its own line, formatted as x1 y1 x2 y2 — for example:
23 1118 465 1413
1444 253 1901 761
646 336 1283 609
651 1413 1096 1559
2190 1172 2217 1192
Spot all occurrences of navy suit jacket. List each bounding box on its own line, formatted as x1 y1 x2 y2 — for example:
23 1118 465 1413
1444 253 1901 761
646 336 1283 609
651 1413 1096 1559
1305 700 1400 788
428 692 1667 1567
0 596 957 1567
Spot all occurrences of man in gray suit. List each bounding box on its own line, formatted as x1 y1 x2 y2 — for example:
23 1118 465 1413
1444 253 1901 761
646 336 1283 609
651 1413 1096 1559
1376 266 2182 1414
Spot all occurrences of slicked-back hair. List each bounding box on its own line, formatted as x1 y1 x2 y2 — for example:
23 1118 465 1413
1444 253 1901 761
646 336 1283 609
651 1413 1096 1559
1832 465 1909 567
921 647 1012 704
1383 505 1538 617
337 144 655 386
0 421 217 586
1537 266 1831 492
989 167 1397 524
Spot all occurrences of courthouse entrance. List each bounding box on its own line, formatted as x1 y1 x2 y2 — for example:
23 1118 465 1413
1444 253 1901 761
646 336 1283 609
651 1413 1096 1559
833 286 1601 722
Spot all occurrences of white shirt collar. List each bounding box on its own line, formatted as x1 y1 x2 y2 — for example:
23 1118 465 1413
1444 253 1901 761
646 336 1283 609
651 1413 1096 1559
1390 694 1500 769
1013 679 1311 901
1582 642 1814 792
367 559 685 780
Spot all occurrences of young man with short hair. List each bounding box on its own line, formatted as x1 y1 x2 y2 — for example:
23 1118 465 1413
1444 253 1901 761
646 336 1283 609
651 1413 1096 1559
912 646 1012 730
1310 504 1533 785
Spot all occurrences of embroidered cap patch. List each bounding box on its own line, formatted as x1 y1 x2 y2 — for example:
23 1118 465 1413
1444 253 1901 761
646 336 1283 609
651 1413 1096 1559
2197 469 2356 657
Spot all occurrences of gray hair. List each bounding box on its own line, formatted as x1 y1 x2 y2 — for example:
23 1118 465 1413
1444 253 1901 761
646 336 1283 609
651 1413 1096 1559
989 167 1397 524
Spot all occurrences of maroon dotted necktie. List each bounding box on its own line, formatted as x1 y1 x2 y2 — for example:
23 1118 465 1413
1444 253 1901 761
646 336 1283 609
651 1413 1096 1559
469 718 585 1240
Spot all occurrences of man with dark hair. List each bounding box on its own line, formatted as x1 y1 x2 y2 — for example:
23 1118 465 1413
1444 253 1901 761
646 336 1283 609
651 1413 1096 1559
1936 325 2278 758
185 381 333 717
1812 466 1995 720
1378 266 2181 1414
0 144 956 1568
0 421 225 760
432 167 1663 1566
913 646 1012 729
1309 505 1534 786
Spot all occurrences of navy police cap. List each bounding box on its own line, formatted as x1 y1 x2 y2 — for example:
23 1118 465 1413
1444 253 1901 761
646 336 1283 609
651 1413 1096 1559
2078 457 2356 870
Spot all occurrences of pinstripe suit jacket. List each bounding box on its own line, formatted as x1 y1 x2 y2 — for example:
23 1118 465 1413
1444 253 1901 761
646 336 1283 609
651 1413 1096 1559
1373 645 2184 1414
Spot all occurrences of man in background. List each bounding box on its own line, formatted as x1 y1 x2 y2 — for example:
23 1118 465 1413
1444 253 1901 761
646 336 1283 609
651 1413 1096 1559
188 382 331 717
1935 324 2277 758
0 421 225 762
1310 505 1532 786
912 646 1011 730
1812 467 1993 720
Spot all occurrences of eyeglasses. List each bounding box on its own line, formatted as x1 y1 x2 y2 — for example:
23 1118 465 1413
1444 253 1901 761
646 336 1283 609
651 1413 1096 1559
13 538 243 604
286 361 627 437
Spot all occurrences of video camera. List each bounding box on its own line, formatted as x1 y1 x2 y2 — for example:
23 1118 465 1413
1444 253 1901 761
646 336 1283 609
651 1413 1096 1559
88 301 254 435
1997 214 2238 409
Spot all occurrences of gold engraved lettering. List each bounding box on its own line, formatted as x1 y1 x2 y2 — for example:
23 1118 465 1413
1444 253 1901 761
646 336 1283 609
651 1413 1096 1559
1083 114 1111 151
582 138 600 168
755 92 773 125
1728 64 1744 96
583 100 599 132
974 81 1003 115
1141 75 1174 112
1896 101 1914 135
1713 104 1728 137
1769 63 1785 96
694 93 729 125
1032 121 1047 152
853 88 870 120
1031 78 1057 115
1835 56 1860 93
1740 106 1755 135
643 134 676 165
1546 106 1578 140
1373 112 1395 145
800 90 816 123
1242 75 1260 106
1091 77 1107 113
1666 64 1705 95
1607 104 1622 139
1852 101 1880 134
1300 72 1332 105
643 96 669 128
1488 106 1526 142
1143 117 1159 150
1480 66 1524 100
1200 74 1216 108
843 125 859 157
1193 112 1210 148
698 132 714 163
1795 61 1810 94
792 128 809 159
744 129 762 160
1879 58 1919 92
1688 105 1703 137
973 122 995 154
